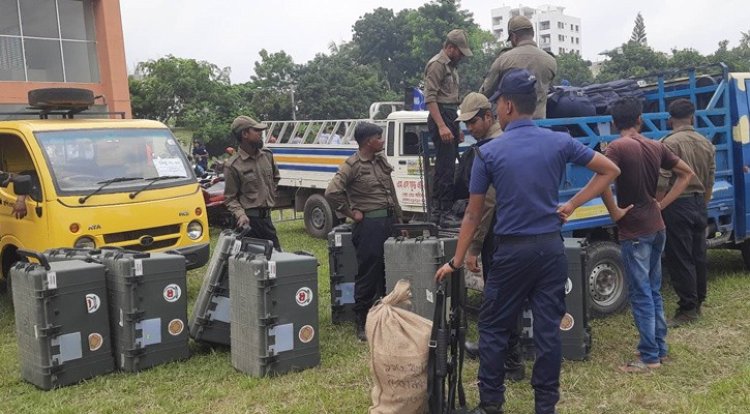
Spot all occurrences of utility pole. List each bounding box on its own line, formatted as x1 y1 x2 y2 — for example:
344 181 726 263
289 86 297 121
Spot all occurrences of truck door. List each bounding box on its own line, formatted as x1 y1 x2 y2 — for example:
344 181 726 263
0 132 47 278
391 121 430 214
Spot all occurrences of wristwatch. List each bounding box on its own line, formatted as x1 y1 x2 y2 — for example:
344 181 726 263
447 258 463 271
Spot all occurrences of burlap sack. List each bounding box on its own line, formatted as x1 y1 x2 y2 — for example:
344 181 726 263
366 279 432 414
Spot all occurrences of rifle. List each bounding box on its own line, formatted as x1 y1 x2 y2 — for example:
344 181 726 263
427 269 467 413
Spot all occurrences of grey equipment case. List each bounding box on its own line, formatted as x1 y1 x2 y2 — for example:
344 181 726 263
11 250 114 389
97 248 190 372
189 228 267 345
384 223 464 320
229 240 320 377
520 237 592 361
43 248 101 263
327 223 357 324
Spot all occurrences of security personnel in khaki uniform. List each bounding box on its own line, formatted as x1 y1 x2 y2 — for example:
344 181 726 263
455 93 525 381
480 16 556 119
657 99 715 327
325 122 402 341
224 115 282 250
424 29 472 225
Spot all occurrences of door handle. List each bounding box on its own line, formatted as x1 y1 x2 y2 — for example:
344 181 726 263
398 160 407 165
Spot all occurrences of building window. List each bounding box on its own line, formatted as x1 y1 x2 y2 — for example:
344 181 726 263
494 29 504 37
576 37 579 44
575 25 579 32
540 34 551 45
559 47 565 54
558 34 565 42
557 22 565 29
571 37 575 44
539 21 550 30
0 0 99 83
492 17 502 26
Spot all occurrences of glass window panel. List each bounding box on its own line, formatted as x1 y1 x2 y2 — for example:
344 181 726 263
59 0 95 40
20 0 59 38
62 40 98 82
24 38 63 82
0 0 21 35
0 36 25 80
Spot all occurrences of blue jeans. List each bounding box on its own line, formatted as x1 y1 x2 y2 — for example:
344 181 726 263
620 230 668 364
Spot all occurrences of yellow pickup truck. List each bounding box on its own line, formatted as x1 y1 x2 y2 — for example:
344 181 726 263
0 88 209 293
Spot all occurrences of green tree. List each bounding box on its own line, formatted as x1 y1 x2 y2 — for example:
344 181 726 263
668 48 708 70
630 12 647 45
248 49 301 121
295 43 395 119
556 52 593 86
596 42 668 82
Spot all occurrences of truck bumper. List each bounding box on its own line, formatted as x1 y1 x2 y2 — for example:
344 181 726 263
173 243 210 270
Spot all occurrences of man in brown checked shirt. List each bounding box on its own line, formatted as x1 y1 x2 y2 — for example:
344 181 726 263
325 122 402 341
223 115 282 250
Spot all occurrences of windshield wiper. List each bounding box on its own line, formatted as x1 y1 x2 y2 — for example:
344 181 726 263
79 177 143 204
129 176 186 199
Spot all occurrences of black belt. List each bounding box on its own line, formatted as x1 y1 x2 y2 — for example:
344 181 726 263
495 231 560 245
245 208 271 218
437 103 458 111
679 192 704 199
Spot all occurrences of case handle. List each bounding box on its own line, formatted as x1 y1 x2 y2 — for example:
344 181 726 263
16 249 51 271
392 223 439 237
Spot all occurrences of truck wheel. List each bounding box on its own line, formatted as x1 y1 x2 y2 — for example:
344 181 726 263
586 241 629 317
304 193 335 239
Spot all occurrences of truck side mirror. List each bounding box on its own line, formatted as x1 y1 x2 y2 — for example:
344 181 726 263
12 175 31 196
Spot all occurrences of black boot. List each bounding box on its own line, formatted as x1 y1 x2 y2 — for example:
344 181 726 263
464 341 479 360
355 313 367 342
468 402 504 414
505 339 525 381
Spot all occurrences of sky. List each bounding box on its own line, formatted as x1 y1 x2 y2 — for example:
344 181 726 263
120 0 748 84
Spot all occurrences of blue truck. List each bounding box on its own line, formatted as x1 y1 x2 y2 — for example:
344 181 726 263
520 63 748 316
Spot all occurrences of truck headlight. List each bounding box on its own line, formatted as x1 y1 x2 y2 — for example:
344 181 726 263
187 221 203 240
74 236 96 249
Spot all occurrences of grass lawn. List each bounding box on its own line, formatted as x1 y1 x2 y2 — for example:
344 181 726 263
1 220 749 413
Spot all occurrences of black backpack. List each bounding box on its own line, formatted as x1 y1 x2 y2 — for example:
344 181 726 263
453 139 491 202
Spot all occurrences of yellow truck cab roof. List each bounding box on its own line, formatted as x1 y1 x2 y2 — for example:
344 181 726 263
0 118 168 132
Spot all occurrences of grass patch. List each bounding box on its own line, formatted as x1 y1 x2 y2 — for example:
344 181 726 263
1 222 749 413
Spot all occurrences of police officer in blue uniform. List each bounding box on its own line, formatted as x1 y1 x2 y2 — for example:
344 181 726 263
435 69 620 414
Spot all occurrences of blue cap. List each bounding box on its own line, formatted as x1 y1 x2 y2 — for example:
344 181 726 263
489 68 537 102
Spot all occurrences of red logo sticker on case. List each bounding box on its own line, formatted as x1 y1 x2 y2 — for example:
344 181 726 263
296 287 313 307
86 294 101 313
163 284 181 302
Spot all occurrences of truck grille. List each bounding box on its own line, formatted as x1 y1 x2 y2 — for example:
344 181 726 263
103 224 181 244
123 238 180 251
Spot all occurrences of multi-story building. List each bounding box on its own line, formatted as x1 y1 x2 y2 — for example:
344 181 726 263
0 0 131 118
490 4 582 56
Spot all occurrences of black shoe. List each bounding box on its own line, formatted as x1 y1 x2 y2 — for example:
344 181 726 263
668 309 699 328
468 402 504 414
464 341 479 360
505 365 525 382
356 323 367 342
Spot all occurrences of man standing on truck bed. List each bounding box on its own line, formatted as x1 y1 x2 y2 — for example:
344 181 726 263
424 28 472 226
600 97 694 373
436 69 621 414
657 99 715 327
224 115 282 251
325 122 402 341
480 16 556 120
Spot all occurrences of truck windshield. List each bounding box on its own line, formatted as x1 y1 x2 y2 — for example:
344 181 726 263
35 128 194 195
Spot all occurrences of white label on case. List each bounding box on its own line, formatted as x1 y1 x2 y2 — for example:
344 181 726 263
334 234 342 247
426 289 434 304
46 271 57 290
134 259 143 276
565 278 573 295
268 261 277 279
119 308 124 327
231 240 241 255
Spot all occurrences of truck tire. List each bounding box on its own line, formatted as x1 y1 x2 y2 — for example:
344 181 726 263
304 193 336 239
28 88 95 107
586 241 629 317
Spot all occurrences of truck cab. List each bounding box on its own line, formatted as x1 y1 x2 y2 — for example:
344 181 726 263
0 89 209 293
